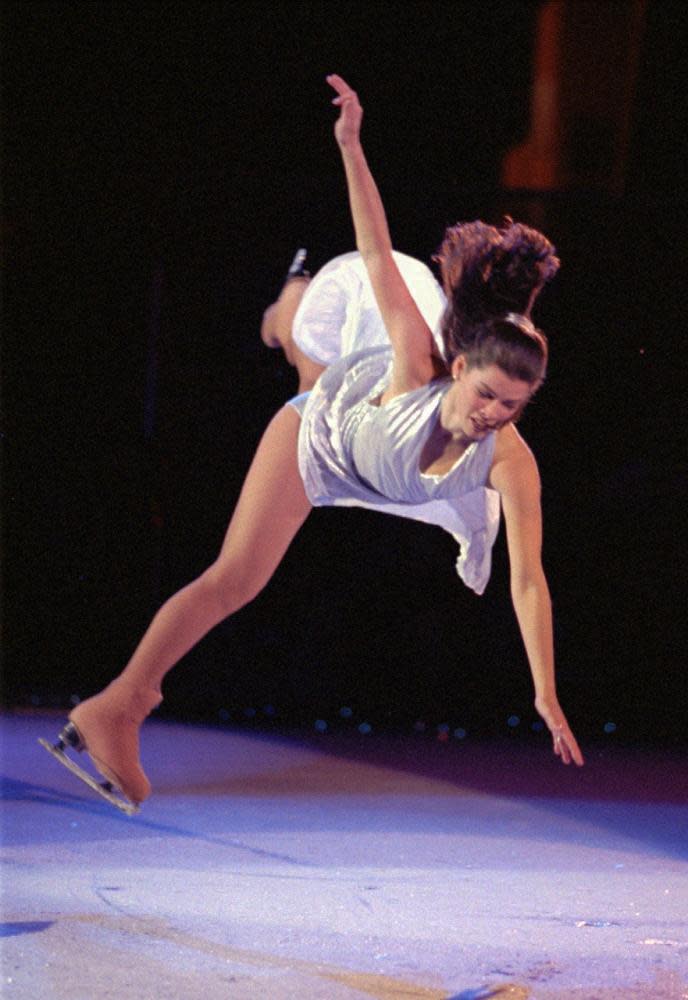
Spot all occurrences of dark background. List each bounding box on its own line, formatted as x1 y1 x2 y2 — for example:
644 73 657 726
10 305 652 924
3 2 686 747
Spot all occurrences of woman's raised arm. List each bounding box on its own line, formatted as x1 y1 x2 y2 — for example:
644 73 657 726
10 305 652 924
327 74 436 392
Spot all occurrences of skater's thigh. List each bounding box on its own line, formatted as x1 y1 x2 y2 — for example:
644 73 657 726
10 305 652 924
215 404 311 586
293 344 325 392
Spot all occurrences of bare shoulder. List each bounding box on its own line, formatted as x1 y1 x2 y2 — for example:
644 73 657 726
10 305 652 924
488 423 541 500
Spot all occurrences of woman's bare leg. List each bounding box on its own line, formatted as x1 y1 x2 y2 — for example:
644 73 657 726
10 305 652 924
69 404 311 803
120 404 310 689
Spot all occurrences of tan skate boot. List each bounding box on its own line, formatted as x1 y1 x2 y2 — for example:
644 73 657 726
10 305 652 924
67 679 162 805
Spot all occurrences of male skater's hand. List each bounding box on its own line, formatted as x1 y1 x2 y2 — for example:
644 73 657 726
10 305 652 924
326 74 363 149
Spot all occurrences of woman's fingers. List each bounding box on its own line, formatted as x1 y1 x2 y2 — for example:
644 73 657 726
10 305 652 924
554 732 571 764
327 75 360 107
535 699 585 767
326 73 354 97
553 725 585 766
326 73 363 147
568 735 585 766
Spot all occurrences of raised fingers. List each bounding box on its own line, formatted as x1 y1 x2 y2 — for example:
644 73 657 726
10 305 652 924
326 73 355 99
326 74 362 112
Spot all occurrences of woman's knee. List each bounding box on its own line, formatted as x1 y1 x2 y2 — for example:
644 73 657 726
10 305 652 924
199 558 267 618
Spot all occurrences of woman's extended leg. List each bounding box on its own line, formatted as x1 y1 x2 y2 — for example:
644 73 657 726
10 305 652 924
69 404 311 803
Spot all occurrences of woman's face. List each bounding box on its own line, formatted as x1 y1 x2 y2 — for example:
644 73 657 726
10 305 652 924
440 356 534 441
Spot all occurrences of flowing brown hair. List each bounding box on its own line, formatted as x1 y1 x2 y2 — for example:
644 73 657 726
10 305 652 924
434 218 559 369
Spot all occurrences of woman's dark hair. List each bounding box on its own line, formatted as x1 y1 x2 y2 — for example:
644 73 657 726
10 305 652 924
464 315 548 387
434 218 559 365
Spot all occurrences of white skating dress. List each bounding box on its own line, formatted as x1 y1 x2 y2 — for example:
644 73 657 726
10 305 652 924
292 253 500 595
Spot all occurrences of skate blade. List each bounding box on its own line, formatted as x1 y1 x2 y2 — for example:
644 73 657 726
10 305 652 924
38 737 139 816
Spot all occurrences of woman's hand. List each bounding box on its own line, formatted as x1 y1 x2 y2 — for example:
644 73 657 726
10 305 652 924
535 695 585 766
326 73 363 149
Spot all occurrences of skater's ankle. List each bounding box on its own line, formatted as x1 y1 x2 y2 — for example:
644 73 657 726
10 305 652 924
74 679 162 721
108 677 163 702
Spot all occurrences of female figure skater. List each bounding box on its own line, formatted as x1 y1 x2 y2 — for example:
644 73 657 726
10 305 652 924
47 74 583 812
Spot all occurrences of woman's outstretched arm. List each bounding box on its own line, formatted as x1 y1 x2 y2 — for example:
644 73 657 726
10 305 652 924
490 426 584 766
326 74 436 393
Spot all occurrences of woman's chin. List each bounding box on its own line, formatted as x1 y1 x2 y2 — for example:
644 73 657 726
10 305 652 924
470 416 501 437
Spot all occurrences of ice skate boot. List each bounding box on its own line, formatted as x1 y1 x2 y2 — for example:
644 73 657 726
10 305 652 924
39 680 161 813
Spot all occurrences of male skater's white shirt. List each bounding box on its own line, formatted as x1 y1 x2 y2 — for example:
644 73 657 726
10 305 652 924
292 251 447 365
